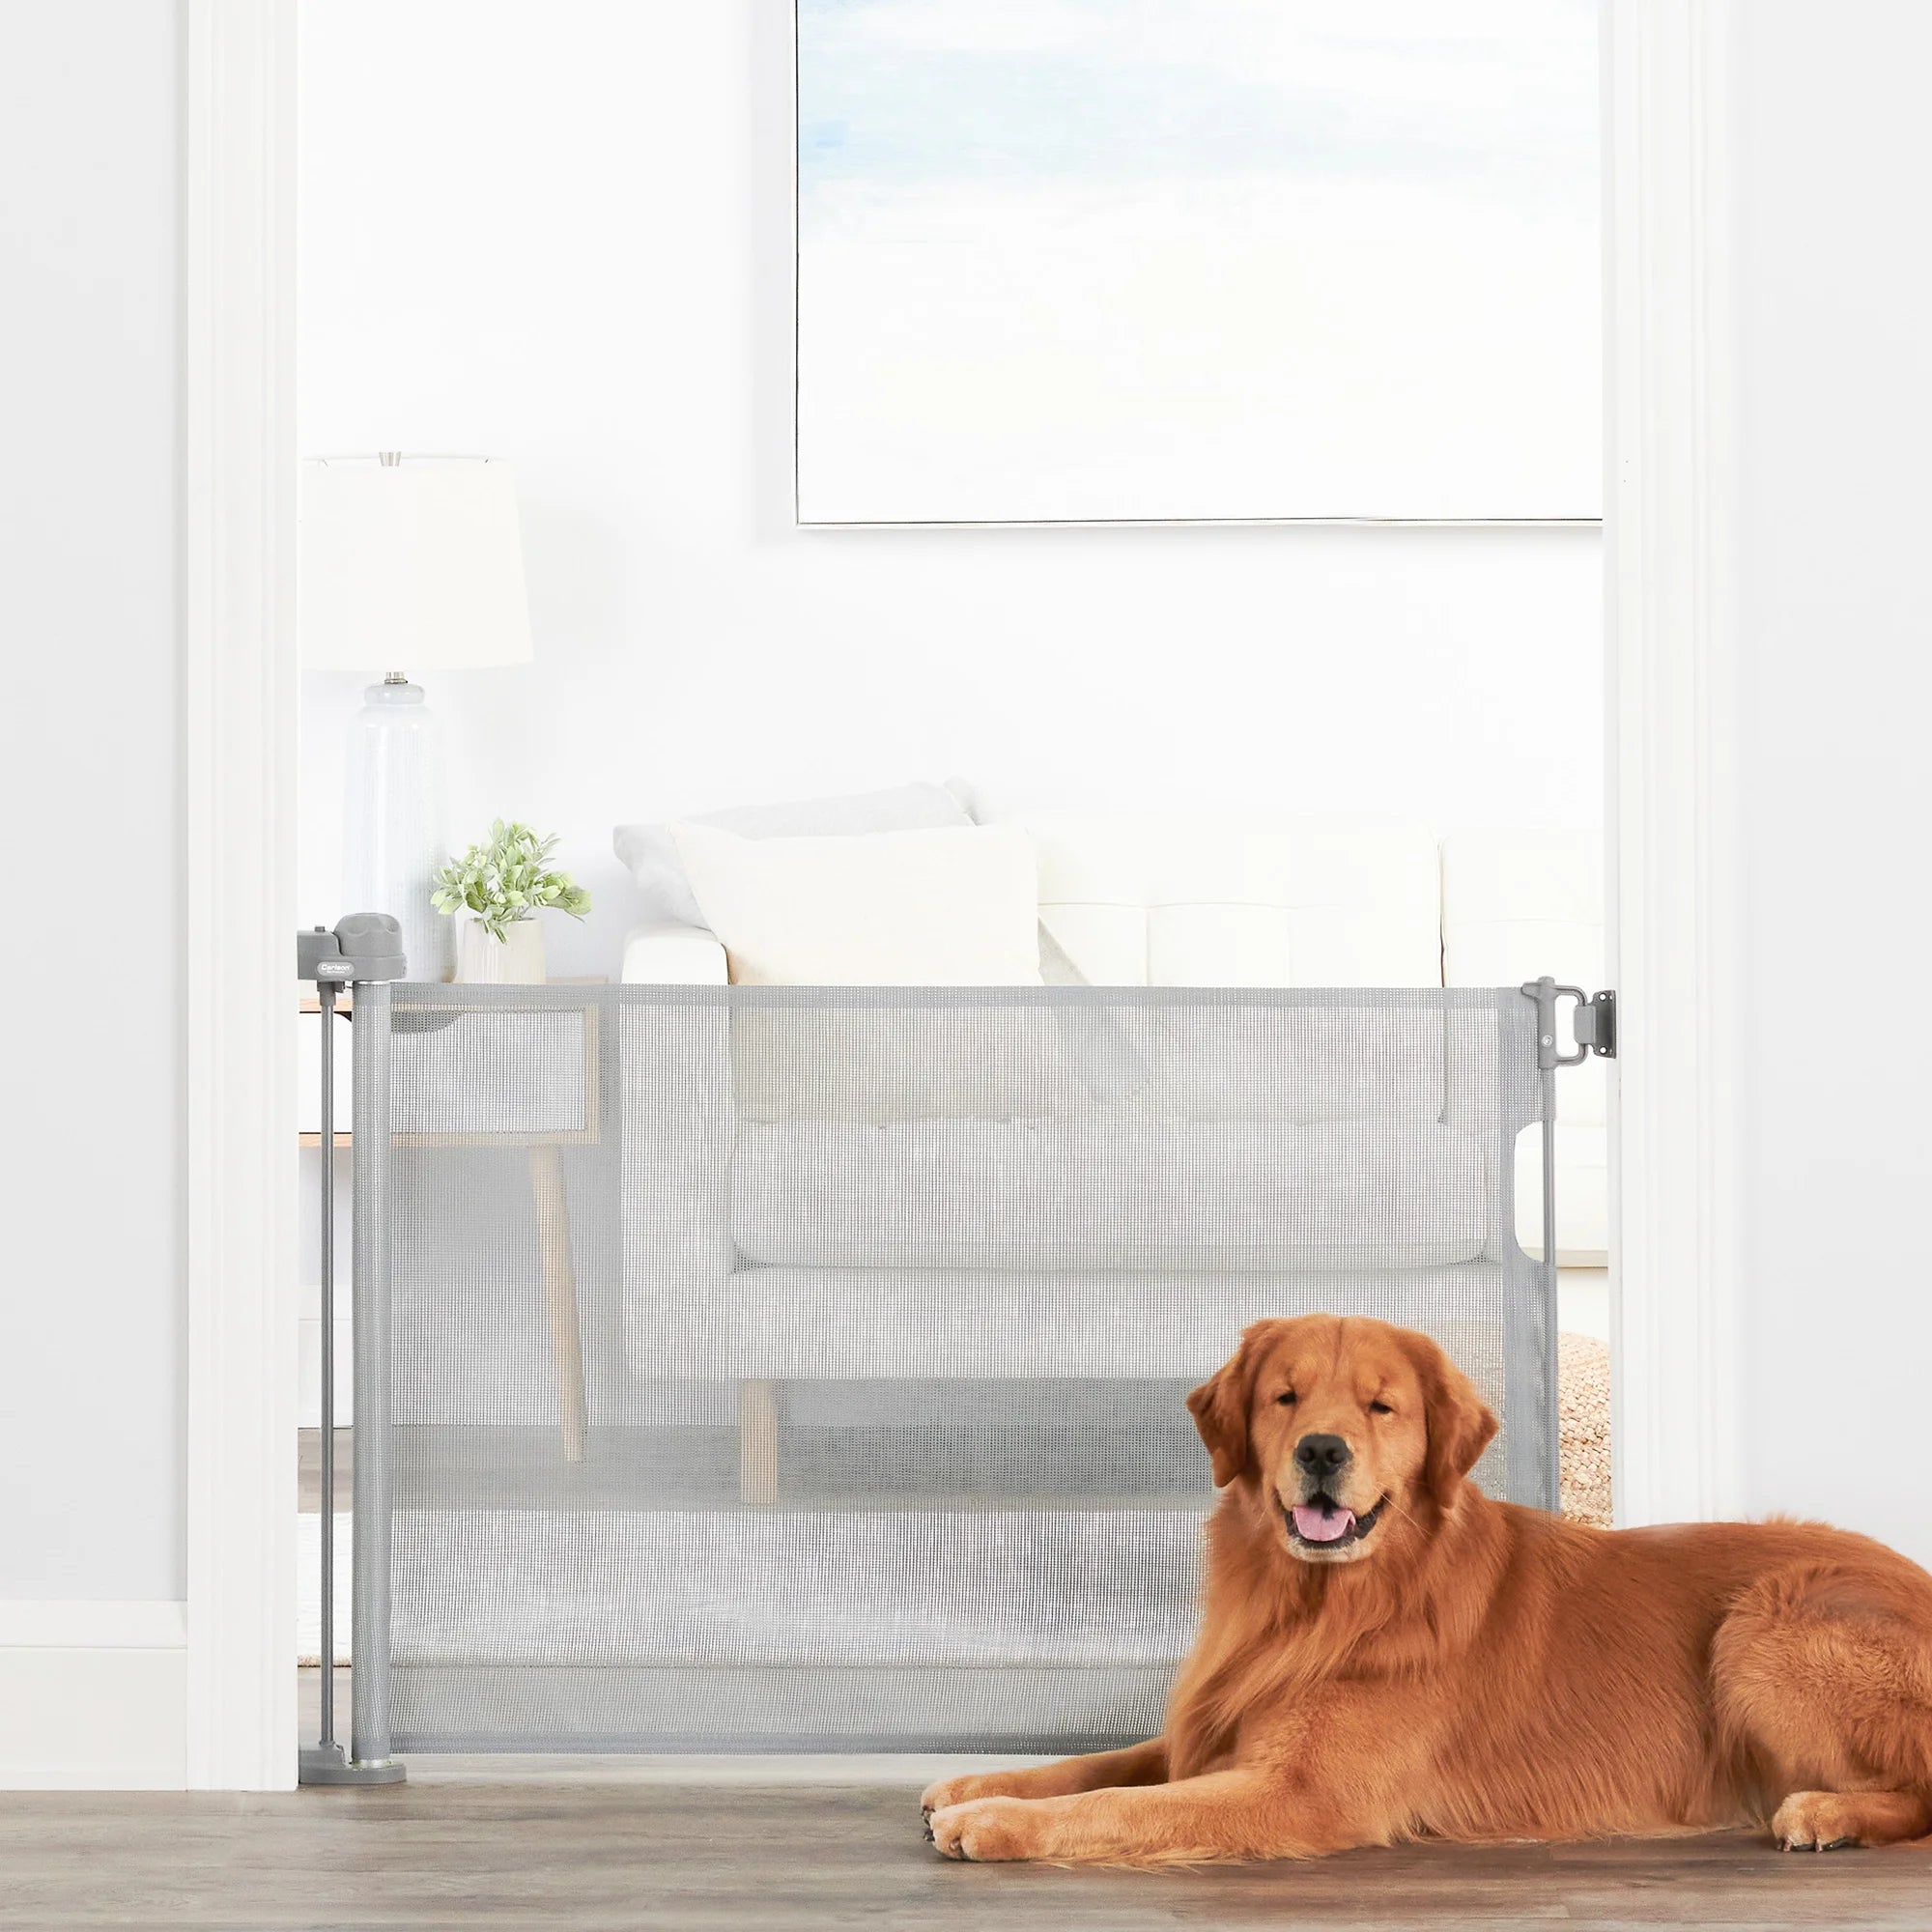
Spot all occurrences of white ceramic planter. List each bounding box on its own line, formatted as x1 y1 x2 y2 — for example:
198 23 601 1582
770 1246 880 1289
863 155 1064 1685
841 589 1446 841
453 917 547 985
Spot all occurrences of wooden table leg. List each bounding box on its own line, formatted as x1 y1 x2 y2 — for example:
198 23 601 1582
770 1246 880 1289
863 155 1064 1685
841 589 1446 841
739 1379 780 1506
530 1145 586 1463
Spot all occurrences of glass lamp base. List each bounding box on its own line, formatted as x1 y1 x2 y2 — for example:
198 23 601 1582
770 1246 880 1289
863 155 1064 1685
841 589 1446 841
341 678 452 982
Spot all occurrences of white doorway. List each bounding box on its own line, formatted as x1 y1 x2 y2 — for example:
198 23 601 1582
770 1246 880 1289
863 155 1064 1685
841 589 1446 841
184 0 1737 1786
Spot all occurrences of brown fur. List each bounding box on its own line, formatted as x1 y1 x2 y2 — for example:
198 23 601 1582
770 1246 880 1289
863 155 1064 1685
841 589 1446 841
923 1315 1932 1865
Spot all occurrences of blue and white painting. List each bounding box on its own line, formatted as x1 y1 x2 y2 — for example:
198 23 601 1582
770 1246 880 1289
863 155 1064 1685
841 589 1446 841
796 0 1599 525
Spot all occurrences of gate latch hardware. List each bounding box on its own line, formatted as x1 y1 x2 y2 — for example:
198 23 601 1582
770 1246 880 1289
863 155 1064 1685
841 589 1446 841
1569 988 1616 1061
298 912 407 985
1521 979 1617 1068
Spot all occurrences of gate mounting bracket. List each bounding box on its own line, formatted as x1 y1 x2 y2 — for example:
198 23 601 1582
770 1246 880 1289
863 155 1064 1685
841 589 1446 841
1571 988 1616 1061
1520 979 1617 1067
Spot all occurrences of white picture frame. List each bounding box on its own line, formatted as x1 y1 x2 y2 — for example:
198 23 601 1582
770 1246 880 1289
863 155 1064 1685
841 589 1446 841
796 0 1601 527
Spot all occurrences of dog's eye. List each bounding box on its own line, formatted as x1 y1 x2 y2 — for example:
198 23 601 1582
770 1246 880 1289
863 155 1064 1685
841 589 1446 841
1369 1400 1394 1416
1275 1390 1297 1406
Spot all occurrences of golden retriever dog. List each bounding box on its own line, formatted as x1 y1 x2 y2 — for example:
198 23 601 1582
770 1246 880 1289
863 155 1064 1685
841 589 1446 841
922 1314 1932 1865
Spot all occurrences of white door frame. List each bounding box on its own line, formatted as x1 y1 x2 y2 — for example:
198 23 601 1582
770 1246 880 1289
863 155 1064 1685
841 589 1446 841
1603 0 1746 1530
179 0 1741 1784
182 0 298 1790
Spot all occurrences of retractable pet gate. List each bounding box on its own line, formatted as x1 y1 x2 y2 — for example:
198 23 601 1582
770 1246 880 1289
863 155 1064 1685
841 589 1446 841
330 977 1598 1765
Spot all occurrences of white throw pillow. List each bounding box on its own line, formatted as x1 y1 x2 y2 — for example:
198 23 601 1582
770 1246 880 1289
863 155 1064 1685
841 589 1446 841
670 821 1042 985
613 781 973 927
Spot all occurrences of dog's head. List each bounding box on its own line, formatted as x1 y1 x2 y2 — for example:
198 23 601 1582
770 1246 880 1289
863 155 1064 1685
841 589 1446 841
1186 1315 1498 1564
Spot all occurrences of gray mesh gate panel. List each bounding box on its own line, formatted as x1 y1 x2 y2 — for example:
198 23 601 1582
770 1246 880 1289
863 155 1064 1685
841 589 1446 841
350 982 1552 1756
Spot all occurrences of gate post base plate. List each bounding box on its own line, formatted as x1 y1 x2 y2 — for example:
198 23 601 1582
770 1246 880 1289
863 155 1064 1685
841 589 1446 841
299 1745 406 1786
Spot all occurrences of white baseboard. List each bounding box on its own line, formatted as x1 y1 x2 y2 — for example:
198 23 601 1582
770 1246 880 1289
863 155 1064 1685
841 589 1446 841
0 1601 188 1789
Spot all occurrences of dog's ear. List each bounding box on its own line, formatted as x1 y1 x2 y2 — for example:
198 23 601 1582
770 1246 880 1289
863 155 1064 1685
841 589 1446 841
1408 1331 1500 1510
1187 1327 1264 1489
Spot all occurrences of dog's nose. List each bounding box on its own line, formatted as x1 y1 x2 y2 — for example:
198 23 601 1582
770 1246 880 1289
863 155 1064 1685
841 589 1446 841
1294 1433 1351 1477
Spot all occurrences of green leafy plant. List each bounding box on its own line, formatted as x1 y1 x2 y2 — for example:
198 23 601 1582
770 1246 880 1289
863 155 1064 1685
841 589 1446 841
432 820 591 943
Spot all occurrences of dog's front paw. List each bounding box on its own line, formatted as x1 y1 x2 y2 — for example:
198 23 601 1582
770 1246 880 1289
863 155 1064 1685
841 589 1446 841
922 1771 1040 1817
921 1774 989 1818
928 1797 1037 1862
1773 1792 1864 1852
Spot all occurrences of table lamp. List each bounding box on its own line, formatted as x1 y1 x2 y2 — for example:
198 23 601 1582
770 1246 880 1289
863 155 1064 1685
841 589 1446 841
299 453 534 981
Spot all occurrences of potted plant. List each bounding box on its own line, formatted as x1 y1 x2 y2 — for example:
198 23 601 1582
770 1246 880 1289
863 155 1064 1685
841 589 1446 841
432 819 591 984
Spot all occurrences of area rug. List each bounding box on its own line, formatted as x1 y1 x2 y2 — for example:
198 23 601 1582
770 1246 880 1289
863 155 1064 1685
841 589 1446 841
1559 1331 1612 1528
297 1512 352 1666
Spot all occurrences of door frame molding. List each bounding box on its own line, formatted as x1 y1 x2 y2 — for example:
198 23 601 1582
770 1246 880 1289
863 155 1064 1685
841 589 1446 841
179 0 1743 1785
1605 0 1745 1528
182 0 298 1789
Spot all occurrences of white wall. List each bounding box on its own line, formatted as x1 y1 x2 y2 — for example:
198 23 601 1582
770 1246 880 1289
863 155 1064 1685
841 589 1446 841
297 0 1603 980
1730 4 1932 1566
0 3 183 1604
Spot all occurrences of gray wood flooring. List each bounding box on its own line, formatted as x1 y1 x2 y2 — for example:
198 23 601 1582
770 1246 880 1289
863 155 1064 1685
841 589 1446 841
9 1747 1931 1931
278 1436 1929 1930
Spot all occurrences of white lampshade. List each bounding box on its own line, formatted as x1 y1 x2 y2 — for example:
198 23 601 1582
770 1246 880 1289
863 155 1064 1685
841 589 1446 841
298 455 534 670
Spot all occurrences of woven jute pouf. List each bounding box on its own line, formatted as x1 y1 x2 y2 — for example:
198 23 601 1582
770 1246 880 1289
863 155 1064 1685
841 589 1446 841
1557 1330 1612 1528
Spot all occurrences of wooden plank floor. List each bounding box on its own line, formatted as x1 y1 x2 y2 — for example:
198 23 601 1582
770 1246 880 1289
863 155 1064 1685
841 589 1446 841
298 1428 351 1513
7 1772 1931 1930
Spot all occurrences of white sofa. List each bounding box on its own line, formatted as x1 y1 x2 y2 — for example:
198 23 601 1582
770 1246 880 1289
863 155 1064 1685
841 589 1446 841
621 815 1606 1263
611 813 1599 1507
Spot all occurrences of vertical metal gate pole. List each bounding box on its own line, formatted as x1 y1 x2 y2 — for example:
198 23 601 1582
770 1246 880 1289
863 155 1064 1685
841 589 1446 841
316 981 338 1748
350 978 403 1777
1517 972 1621 1508
1540 1051 1562 1507
298 914 405 1784
297 976 360 1784
1520 976 1568 1514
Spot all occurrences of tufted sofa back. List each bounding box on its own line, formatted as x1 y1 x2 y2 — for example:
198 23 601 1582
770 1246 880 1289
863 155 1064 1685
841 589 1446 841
1016 813 1605 1259
1022 814 1448 988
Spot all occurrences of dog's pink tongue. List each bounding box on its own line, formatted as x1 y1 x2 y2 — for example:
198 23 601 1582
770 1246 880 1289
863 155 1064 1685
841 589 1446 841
1292 1503 1356 1543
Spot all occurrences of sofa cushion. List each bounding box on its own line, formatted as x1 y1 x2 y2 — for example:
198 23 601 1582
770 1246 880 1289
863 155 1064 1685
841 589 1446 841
727 1000 1149 1124
614 780 972 927
673 821 1043 986
727 1119 1488 1271
725 997 1463 1128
